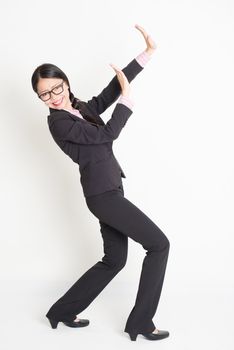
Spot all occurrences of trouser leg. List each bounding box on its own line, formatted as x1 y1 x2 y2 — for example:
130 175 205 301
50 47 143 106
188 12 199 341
85 186 170 334
45 218 128 322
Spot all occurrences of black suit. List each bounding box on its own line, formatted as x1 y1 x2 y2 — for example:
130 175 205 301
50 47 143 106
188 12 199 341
48 58 144 197
46 55 170 336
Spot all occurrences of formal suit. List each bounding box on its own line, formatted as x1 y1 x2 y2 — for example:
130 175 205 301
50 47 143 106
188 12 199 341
46 54 170 335
47 57 144 197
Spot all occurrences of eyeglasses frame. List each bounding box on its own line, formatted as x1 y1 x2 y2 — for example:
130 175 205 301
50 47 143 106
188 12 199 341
37 80 64 101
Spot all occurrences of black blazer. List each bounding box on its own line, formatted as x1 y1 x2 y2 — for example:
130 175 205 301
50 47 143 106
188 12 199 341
47 57 144 197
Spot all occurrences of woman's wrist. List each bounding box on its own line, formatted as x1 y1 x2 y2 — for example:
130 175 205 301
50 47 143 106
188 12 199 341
144 47 155 56
122 93 130 98
118 94 134 110
121 89 130 97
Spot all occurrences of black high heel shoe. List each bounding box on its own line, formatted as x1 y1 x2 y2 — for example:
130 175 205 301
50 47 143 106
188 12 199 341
127 328 169 341
48 317 89 329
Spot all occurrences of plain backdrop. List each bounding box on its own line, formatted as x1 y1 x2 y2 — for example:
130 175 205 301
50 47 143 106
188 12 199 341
0 0 233 349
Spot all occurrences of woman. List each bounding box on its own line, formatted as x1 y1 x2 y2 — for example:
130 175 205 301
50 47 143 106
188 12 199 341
31 24 170 342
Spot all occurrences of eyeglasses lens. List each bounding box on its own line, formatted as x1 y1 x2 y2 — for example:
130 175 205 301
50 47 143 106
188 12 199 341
39 83 63 101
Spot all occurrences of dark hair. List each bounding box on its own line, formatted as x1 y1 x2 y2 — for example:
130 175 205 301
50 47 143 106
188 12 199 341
31 62 81 109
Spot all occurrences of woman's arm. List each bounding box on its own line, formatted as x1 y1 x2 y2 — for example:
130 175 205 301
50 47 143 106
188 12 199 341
85 55 146 116
86 24 156 116
49 101 133 145
49 68 133 144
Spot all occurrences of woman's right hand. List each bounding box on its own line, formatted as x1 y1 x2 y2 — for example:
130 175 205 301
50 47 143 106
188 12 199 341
109 63 130 97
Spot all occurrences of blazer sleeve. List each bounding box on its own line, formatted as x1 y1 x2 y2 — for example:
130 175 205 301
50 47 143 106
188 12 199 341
86 57 144 115
49 102 133 145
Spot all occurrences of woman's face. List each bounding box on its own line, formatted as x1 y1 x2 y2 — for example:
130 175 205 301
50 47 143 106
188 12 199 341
37 78 72 110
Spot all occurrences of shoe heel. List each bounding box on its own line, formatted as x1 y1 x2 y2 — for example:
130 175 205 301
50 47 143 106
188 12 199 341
48 318 59 329
129 332 138 341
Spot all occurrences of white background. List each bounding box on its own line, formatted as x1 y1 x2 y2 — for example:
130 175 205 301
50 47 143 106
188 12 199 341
0 0 233 349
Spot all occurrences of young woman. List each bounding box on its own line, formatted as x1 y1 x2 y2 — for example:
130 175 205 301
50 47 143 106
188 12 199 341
31 24 170 342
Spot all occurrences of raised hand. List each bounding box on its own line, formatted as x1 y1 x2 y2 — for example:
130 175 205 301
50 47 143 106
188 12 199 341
109 63 130 97
135 24 157 56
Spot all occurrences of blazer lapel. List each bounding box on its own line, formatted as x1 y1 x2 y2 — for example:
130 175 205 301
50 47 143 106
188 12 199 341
49 100 105 126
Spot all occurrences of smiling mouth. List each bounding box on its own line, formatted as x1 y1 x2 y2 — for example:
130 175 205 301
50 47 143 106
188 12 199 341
52 97 63 106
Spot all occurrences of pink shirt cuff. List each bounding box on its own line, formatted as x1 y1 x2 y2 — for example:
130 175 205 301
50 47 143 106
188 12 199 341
118 95 134 110
135 50 151 67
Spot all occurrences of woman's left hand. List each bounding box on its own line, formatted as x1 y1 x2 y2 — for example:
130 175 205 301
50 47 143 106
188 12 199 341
135 24 157 56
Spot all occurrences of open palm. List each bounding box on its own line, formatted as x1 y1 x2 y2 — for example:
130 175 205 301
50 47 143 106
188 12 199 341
135 24 157 55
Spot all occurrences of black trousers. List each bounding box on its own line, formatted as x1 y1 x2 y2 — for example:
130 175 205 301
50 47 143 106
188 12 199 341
45 183 170 334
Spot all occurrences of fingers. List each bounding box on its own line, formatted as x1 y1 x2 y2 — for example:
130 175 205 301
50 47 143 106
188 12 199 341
109 63 129 96
135 23 148 38
135 23 157 51
109 63 127 80
109 63 119 71
109 63 122 74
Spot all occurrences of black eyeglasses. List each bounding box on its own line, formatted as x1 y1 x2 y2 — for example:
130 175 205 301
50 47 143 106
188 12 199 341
38 81 64 101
